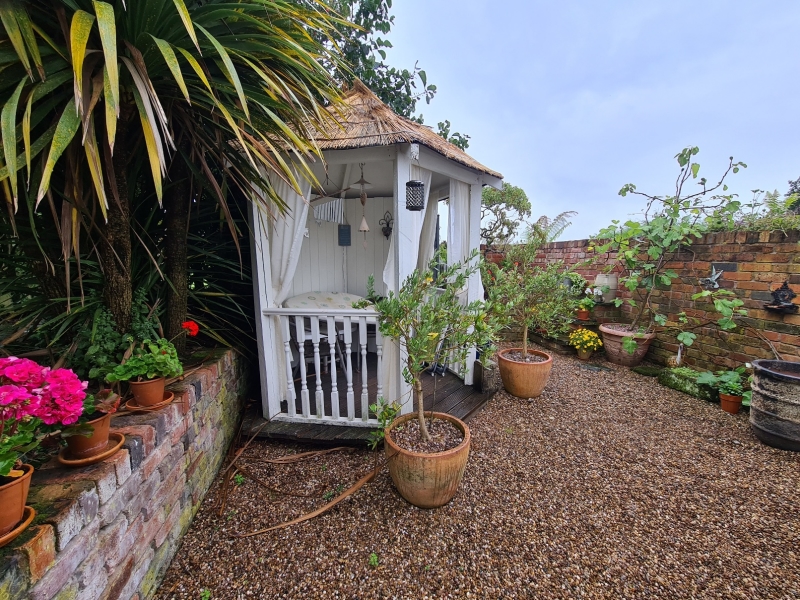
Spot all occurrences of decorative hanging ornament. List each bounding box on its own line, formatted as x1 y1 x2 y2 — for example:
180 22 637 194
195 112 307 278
355 163 371 248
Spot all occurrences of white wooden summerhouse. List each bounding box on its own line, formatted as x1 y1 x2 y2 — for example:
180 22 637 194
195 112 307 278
250 81 503 427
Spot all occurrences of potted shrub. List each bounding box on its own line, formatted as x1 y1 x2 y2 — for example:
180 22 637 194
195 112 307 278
485 242 579 398
593 147 748 367
568 328 602 360
60 390 122 461
370 250 500 508
106 338 183 406
0 358 85 540
697 368 747 415
576 296 596 321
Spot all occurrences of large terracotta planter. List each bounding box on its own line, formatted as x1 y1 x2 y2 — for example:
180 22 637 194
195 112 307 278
129 377 165 407
65 413 111 459
598 324 656 367
496 348 553 398
719 393 742 415
750 360 800 451
384 412 471 509
0 464 33 536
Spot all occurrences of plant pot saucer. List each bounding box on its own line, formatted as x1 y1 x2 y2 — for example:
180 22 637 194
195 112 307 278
57 433 125 467
124 391 174 413
0 506 35 548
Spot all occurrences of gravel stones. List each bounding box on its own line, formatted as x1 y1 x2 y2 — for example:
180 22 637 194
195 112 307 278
503 350 548 363
156 344 800 600
391 417 463 453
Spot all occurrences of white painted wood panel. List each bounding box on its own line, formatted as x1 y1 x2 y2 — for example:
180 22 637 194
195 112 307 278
344 196 393 297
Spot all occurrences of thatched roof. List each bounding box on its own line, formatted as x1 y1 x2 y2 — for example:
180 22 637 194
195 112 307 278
317 80 503 180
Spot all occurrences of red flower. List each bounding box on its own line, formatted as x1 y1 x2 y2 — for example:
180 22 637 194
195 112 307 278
181 321 200 337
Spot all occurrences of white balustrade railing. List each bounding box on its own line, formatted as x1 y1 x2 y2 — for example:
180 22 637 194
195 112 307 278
262 307 383 426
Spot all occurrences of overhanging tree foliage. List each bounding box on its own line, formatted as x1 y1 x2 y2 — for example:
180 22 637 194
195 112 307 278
0 0 348 351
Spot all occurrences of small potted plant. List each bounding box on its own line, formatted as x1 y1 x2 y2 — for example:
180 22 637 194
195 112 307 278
576 296 596 321
0 358 85 540
568 328 603 360
697 368 747 414
370 249 500 508
485 241 579 398
106 338 183 406
60 390 122 462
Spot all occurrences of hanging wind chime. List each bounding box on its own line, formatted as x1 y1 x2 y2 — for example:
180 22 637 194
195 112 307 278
355 163 371 249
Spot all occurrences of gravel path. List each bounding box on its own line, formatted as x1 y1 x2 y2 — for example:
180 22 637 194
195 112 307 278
156 347 800 599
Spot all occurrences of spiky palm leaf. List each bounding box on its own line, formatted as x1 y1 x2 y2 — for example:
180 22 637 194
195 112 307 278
0 0 348 252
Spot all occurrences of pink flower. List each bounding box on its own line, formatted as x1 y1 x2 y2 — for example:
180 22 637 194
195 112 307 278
0 384 28 406
1 357 48 388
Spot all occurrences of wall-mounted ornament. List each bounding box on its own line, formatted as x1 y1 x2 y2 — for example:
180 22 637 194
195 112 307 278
699 266 723 290
379 211 394 239
765 281 798 314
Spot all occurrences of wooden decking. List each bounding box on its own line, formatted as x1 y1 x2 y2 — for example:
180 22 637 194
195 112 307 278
242 367 493 446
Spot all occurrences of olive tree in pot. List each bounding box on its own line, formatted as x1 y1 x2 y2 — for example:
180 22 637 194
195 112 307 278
484 240 580 398
369 249 500 508
593 147 748 366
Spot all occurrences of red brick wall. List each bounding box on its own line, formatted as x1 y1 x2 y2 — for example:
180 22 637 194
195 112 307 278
483 230 800 370
1 351 247 600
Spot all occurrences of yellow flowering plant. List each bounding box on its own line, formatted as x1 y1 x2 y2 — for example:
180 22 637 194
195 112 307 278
568 329 603 352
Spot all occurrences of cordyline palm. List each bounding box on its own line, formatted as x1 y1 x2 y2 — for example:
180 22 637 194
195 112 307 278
0 0 347 343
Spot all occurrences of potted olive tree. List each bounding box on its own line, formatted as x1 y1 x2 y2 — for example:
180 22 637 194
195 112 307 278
370 249 500 508
593 147 748 366
485 240 579 398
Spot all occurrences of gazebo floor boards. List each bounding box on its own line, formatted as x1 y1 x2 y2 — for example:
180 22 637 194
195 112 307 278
242 368 493 447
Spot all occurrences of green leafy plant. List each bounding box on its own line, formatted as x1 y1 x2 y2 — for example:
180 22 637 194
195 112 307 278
234 473 245 487
200 589 211 600
697 367 747 397
593 147 749 354
368 552 379 568
577 296 596 311
367 398 401 451
106 339 183 383
370 248 500 442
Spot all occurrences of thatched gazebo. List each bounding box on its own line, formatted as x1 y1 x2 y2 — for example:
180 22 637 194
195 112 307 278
250 80 503 427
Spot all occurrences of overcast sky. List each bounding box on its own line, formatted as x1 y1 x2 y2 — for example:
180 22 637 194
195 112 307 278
386 0 800 240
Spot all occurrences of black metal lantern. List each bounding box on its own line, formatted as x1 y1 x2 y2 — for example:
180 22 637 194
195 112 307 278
406 180 425 211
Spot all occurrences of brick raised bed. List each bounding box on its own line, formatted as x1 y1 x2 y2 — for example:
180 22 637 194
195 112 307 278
0 350 247 600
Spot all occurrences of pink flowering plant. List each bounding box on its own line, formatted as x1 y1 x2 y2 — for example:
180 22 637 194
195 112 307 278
0 357 86 476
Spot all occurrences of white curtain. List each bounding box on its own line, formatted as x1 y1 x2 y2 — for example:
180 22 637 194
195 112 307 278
448 179 470 267
380 166 431 409
415 166 437 272
265 170 312 396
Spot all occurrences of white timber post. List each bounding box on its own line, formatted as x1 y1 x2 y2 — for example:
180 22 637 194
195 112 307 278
394 144 414 415
464 182 483 386
248 201 283 420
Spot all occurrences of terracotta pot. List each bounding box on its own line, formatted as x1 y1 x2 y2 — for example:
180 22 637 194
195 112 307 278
129 377 165 407
385 412 470 509
576 309 590 321
65 413 111 459
719 393 743 415
598 324 656 367
576 348 592 361
496 348 553 398
0 464 33 536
